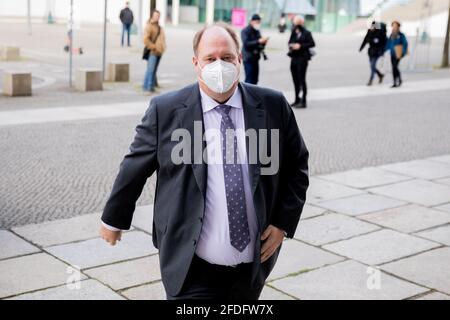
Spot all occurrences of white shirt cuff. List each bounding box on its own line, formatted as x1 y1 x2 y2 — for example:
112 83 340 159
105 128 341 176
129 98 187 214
102 221 123 232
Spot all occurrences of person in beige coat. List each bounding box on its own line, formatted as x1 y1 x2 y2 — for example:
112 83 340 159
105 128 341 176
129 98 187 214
143 10 166 92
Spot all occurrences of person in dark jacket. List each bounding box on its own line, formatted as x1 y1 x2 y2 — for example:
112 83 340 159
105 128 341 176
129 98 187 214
241 14 269 84
359 21 387 86
288 15 315 109
385 21 408 88
119 2 134 47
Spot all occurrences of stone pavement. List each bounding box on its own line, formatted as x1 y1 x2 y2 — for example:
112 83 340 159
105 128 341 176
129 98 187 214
1 155 450 300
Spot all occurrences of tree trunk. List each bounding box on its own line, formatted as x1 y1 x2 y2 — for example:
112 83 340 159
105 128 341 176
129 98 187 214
442 0 450 68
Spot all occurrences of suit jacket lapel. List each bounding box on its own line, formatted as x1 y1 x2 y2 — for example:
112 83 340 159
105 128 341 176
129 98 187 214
178 83 207 200
239 83 266 195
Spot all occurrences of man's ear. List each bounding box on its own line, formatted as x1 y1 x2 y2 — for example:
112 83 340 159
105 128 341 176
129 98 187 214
192 56 198 67
238 52 243 64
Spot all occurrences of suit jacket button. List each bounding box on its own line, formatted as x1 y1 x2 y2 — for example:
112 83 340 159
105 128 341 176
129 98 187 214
193 239 197 246
199 217 203 223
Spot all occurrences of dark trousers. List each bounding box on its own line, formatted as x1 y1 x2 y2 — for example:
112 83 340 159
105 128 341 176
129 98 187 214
166 255 264 300
290 58 308 103
391 54 402 84
244 59 260 85
121 23 131 46
369 56 383 81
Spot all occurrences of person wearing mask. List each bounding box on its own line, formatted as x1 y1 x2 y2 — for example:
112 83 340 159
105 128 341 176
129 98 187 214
241 14 269 84
142 10 166 93
288 15 315 109
359 21 387 86
385 21 408 88
100 24 309 300
278 13 287 33
119 2 134 47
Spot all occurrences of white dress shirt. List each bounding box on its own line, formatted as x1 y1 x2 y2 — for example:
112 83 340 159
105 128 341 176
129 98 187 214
103 86 259 266
195 87 258 266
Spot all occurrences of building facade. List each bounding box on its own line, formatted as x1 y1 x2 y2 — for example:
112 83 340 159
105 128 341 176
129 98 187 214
166 0 361 32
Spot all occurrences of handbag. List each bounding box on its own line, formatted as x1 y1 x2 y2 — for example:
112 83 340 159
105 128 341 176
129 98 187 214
142 26 161 60
394 44 403 60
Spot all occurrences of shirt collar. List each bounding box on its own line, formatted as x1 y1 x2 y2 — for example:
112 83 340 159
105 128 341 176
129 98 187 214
199 85 242 114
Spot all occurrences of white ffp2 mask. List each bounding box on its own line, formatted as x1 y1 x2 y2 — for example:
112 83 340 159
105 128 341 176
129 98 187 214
199 59 239 94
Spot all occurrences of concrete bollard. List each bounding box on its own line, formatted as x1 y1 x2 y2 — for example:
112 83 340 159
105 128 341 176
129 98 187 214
75 68 103 92
107 63 129 82
3 72 32 97
1 47 21 61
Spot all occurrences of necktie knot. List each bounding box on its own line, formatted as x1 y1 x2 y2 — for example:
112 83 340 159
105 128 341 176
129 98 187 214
215 104 232 117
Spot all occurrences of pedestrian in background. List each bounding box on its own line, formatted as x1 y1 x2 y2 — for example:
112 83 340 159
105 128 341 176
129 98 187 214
386 21 408 88
359 21 387 86
288 15 315 109
278 13 287 33
119 1 134 47
142 10 166 93
241 14 269 85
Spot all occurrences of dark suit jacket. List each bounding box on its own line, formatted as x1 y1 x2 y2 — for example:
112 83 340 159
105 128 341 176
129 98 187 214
288 26 315 60
101 82 309 297
241 25 263 62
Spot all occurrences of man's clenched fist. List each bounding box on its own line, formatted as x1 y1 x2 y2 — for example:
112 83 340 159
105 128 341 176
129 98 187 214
100 224 122 246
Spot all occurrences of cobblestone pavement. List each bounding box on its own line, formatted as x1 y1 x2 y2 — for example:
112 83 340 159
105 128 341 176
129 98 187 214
1 156 450 300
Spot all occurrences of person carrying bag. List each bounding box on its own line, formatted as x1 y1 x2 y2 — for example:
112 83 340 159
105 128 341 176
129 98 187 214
142 10 166 93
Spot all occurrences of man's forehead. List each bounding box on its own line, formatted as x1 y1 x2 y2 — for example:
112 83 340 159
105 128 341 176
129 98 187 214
198 29 237 55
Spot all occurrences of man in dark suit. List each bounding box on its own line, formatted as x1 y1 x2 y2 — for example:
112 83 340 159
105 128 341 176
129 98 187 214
241 14 269 85
100 24 309 300
288 15 315 109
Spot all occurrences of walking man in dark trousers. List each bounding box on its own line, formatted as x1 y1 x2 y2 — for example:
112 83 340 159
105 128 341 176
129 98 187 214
120 1 134 47
288 15 315 109
241 14 269 84
359 21 387 86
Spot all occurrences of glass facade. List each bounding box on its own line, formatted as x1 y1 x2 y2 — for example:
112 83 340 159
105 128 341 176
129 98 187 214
311 0 360 32
175 0 361 33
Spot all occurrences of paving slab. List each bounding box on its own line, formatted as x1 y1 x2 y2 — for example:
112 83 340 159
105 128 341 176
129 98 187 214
380 159 450 180
360 204 450 233
268 239 344 281
84 255 161 290
434 177 450 186
382 247 450 295
300 204 327 219
0 252 83 298
12 213 102 247
271 260 427 300
8 279 124 300
317 194 406 216
415 292 450 300
428 155 450 164
45 231 157 269
369 179 450 207
259 286 295 300
414 224 450 246
0 230 40 259
121 281 166 300
319 167 411 189
434 203 450 213
131 205 154 234
306 177 365 204
323 229 439 265
294 213 380 246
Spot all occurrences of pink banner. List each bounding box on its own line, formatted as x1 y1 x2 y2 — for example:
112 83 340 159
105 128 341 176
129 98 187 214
231 8 247 27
